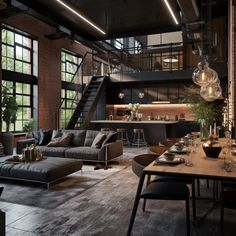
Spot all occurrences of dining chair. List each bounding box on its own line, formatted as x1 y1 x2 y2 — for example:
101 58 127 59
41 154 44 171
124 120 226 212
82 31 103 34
220 181 236 235
132 154 159 210
148 146 197 219
158 138 180 148
127 176 191 236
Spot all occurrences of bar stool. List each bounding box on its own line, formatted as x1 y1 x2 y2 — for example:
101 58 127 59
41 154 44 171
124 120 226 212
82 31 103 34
132 128 147 147
116 128 130 146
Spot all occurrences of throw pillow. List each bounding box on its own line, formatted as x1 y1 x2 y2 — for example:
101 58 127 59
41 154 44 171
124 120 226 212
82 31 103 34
37 129 53 146
47 133 72 147
91 132 106 148
32 131 41 145
41 129 53 145
102 131 118 146
51 129 63 139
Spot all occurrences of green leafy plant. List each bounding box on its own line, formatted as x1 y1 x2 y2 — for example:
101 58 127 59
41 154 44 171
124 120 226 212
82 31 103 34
183 85 223 127
23 119 35 132
2 85 18 132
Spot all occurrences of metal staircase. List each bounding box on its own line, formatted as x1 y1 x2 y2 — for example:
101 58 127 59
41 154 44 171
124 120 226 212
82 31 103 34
66 75 109 129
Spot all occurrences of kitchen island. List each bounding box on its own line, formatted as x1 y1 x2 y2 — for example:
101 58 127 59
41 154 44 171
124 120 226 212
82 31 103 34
89 120 179 145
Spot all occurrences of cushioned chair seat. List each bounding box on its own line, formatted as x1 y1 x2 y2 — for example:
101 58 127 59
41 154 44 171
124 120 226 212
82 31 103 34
220 182 236 234
141 181 189 200
65 147 100 160
36 146 70 157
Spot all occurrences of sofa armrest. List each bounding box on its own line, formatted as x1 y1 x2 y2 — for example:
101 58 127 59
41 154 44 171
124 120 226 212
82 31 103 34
98 140 123 161
16 138 36 154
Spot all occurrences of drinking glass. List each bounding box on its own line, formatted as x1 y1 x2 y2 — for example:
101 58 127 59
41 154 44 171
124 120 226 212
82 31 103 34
224 158 234 172
185 141 194 167
222 144 230 159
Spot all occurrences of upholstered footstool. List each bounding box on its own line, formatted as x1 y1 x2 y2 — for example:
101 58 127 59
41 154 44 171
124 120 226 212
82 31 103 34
0 156 83 189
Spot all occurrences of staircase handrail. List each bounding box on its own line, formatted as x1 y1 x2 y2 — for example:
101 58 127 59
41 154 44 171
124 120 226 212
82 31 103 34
57 51 95 128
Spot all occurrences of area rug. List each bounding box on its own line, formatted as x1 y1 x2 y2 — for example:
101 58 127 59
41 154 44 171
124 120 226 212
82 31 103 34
0 159 130 209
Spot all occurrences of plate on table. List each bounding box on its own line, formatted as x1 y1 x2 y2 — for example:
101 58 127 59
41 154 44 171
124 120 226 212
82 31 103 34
156 156 185 164
169 147 188 154
232 150 236 155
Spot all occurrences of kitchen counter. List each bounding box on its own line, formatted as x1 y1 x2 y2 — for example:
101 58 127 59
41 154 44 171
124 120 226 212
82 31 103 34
89 120 179 145
90 120 178 124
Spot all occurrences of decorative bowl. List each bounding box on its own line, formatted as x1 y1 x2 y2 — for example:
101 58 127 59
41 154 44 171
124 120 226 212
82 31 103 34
202 145 222 158
163 152 175 161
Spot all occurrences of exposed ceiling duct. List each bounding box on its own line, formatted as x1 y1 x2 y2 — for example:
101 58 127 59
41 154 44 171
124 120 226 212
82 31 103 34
177 0 202 50
177 0 199 22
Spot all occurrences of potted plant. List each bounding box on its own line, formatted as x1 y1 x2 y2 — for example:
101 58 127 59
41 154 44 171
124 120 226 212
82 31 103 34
1 85 18 155
23 118 35 138
184 85 223 140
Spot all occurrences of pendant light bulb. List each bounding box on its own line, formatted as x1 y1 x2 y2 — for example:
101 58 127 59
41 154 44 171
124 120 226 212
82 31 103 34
118 92 125 99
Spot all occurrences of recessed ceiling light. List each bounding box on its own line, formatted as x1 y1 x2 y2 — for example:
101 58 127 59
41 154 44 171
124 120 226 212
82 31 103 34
163 0 179 25
55 0 106 35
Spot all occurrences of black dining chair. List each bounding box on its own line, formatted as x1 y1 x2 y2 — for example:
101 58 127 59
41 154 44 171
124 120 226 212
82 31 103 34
148 146 197 219
127 174 191 236
220 181 236 235
130 154 193 236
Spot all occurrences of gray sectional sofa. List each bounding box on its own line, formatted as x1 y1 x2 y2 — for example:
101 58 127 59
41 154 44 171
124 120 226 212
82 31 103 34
17 129 123 165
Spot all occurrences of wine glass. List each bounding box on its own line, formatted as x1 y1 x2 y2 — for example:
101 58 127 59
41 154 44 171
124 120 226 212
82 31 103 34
222 144 230 159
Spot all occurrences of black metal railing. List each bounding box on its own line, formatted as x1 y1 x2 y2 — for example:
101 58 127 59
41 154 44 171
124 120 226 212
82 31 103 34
57 51 95 129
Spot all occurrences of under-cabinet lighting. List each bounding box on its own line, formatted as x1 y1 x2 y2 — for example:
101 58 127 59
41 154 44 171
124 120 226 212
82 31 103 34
163 0 179 25
152 101 171 104
55 0 106 35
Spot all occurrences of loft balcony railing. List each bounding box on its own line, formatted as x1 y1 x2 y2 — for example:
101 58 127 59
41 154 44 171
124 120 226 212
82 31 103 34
93 42 184 74
93 41 227 75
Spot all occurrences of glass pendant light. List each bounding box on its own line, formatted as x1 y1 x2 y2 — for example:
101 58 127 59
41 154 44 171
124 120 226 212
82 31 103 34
192 60 218 86
118 91 125 99
200 81 222 102
138 92 144 99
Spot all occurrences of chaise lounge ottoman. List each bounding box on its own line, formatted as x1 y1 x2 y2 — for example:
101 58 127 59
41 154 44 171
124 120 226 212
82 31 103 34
0 156 83 189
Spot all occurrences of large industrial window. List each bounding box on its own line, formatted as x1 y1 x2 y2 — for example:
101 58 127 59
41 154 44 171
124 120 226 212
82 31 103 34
2 80 32 132
1 25 37 132
61 49 81 83
2 26 33 75
60 49 82 128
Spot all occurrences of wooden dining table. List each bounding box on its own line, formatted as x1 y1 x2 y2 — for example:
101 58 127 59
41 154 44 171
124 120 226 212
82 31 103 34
127 138 236 235
145 139 236 181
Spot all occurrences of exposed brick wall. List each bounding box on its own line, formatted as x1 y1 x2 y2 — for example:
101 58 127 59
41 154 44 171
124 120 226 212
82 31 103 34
1 13 92 130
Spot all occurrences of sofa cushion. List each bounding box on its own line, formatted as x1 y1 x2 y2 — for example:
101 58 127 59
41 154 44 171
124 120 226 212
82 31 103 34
47 133 72 147
51 129 63 139
65 147 100 160
84 130 100 146
36 146 70 157
63 130 86 146
32 131 41 145
40 129 53 146
91 132 106 148
102 131 118 146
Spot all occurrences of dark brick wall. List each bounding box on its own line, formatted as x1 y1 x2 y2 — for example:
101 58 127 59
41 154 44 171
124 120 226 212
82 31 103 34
1 13 92 130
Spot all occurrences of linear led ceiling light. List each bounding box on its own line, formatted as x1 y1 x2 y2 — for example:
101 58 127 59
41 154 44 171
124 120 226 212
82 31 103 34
163 0 179 25
55 0 106 35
